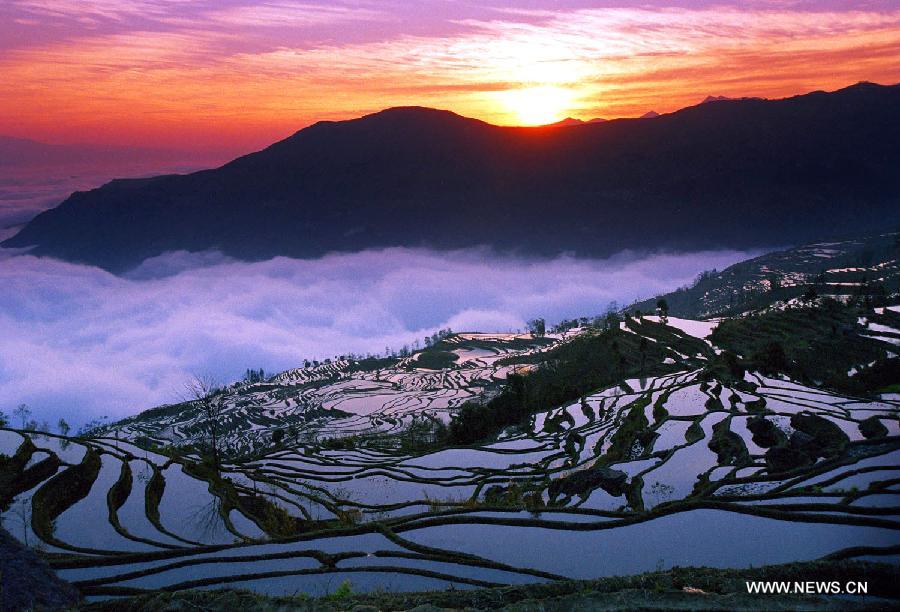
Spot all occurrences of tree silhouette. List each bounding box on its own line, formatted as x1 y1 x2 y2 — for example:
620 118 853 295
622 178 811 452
13 404 31 429
527 318 546 337
656 298 669 324
185 375 225 471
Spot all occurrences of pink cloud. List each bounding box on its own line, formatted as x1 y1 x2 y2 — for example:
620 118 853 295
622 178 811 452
0 3 897 150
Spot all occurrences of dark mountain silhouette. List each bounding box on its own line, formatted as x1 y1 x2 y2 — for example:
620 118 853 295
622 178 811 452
701 95 765 104
547 117 585 127
4 82 900 273
639 110 661 118
548 116 607 127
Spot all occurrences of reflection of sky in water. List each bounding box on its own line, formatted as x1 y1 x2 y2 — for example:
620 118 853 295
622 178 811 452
53 453 158 552
405 509 896 578
158 464 234 545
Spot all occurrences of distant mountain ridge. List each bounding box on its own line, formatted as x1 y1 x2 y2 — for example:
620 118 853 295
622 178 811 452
547 116 607 127
0 135 204 167
4 82 900 273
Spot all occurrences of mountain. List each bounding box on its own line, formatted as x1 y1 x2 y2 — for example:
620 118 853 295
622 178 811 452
5 82 900 273
631 229 900 319
639 110 660 118
547 117 585 127
547 116 607 127
701 95 765 104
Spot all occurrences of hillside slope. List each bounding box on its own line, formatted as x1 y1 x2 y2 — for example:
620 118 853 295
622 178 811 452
5 82 900 272
632 230 900 318
2 323 897 599
0 526 80 609
2 281 898 602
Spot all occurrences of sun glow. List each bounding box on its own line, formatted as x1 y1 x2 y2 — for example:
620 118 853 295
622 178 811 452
2 3 898 149
496 86 576 126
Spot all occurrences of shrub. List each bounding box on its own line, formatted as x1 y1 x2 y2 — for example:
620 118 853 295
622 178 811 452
859 415 888 439
685 420 704 444
752 341 788 374
414 350 459 370
746 416 785 448
707 419 750 466
327 579 353 600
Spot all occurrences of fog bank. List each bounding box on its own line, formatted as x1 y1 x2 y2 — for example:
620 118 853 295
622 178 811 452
0 247 758 427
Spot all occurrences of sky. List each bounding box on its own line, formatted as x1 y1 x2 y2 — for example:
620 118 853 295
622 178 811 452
0 1 892 426
1 1 899 156
0 246 757 427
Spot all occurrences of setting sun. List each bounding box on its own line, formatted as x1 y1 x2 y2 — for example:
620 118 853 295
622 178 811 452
496 86 576 126
1 0 899 607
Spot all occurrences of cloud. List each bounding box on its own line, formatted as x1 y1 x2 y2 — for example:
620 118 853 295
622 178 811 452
0 160 221 232
1 3 898 149
206 2 384 28
0 247 757 428
10 0 186 21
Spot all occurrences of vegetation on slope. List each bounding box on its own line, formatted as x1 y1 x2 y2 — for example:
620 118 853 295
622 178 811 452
411 349 458 370
710 300 899 395
448 320 709 444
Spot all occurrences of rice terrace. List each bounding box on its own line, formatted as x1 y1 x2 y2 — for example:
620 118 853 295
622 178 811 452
2 233 900 609
2 1 900 609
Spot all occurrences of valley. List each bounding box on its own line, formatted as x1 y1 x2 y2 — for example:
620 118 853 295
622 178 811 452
4 3 900 609
2 282 898 604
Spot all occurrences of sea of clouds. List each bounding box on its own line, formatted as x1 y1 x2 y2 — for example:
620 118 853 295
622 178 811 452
0 247 758 428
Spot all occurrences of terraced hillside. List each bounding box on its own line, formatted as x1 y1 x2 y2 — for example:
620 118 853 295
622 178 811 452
1 313 898 602
97 333 560 458
632 230 900 318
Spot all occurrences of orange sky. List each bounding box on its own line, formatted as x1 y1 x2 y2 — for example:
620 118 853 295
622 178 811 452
1 1 899 156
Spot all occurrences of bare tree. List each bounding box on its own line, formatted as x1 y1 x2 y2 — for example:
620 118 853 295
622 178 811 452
14 404 31 429
3 498 31 547
57 418 71 436
185 375 225 471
